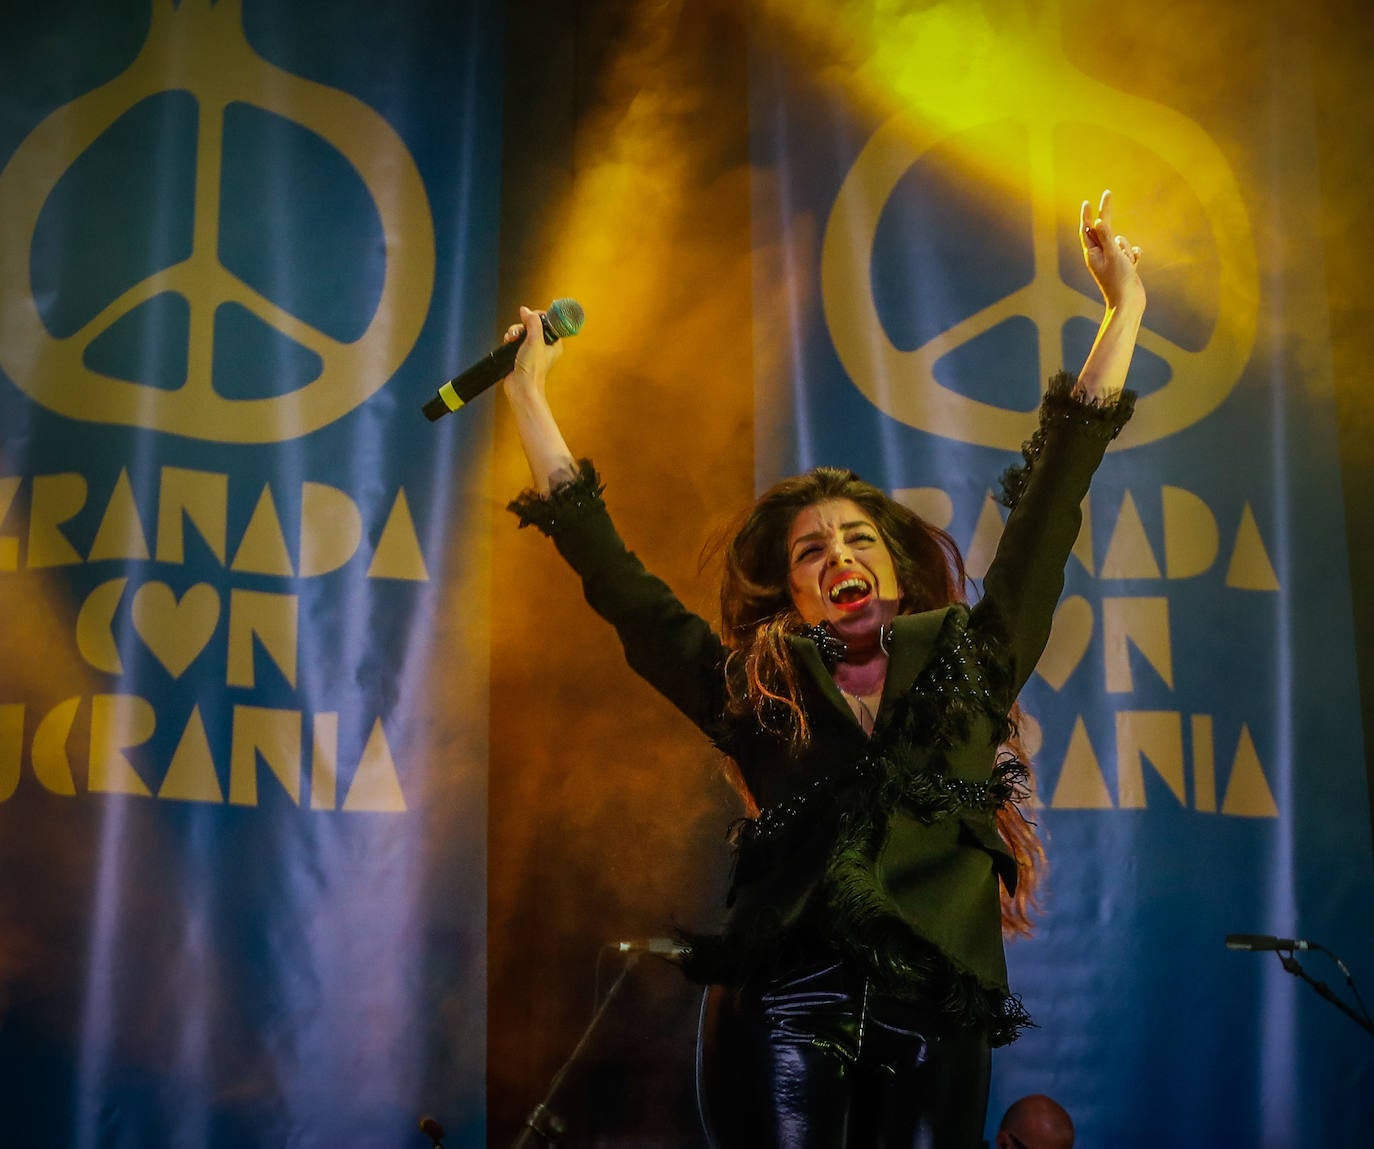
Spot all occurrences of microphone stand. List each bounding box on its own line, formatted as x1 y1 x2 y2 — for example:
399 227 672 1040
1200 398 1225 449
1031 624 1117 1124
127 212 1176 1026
510 951 641 1147
1276 951 1374 1037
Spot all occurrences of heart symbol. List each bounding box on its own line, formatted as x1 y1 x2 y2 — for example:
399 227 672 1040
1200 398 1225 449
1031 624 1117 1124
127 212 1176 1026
1034 595 1094 690
131 582 221 679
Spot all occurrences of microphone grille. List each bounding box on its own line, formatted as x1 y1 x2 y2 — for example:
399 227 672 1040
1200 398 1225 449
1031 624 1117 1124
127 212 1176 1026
546 297 586 339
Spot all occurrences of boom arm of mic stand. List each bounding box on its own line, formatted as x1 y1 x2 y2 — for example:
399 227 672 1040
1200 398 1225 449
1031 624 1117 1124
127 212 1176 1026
1278 953 1374 1037
510 953 641 1147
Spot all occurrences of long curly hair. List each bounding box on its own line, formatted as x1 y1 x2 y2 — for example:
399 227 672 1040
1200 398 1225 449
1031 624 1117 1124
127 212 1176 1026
714 466 1044 937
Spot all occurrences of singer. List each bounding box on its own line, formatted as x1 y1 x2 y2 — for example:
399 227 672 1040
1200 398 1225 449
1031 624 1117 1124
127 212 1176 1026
501 191 1145 1147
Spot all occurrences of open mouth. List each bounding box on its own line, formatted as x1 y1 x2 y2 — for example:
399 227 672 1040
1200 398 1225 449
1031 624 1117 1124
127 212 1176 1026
828 575 873 609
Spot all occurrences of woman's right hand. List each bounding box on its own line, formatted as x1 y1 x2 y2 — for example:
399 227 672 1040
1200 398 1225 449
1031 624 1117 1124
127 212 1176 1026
502 304 563 404
501 304 577 493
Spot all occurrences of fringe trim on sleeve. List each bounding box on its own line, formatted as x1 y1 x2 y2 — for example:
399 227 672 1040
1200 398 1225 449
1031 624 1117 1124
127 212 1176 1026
998 372 1136 510
507 458 606 535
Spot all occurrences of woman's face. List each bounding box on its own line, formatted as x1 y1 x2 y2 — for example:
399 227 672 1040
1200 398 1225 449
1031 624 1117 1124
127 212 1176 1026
786 498 900 637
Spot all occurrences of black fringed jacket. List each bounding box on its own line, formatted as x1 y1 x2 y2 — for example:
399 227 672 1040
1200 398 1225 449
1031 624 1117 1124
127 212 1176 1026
511 373 1134 1046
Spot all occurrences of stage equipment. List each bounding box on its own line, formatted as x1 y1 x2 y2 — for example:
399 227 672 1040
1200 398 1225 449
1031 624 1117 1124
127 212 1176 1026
509 940 678 1146
1225 933 1312 952
1225 933 1374 1036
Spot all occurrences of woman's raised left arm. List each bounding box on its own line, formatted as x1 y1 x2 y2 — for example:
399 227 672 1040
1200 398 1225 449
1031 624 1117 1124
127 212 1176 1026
1075 189 1147 403
974 191 1145 694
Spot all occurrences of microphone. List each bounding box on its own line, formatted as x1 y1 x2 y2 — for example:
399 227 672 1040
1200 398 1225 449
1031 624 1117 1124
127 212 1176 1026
613 937 687 957
1226 934 1311 952
418 1115 445 1148
422 298 585 421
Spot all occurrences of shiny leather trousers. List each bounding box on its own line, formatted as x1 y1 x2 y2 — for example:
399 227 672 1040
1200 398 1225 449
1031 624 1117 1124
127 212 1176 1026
696 960 991 1149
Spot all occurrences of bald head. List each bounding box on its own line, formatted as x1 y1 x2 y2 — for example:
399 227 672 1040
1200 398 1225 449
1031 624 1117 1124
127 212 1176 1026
997 1093 1074 1149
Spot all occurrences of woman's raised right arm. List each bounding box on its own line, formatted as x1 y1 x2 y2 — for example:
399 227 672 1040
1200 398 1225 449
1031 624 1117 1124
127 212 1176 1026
502 304 577 493
498 305 731 735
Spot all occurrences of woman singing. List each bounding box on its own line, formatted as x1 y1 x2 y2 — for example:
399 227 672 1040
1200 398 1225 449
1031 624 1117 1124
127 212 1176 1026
501 191 1145 1147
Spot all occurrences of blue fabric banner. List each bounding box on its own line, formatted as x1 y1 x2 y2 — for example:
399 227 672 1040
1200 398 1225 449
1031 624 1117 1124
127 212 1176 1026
749 0 1374 1144
0 2 500 1145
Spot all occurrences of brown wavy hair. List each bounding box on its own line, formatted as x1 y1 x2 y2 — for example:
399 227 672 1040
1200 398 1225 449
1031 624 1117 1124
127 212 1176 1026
713 466 1044 937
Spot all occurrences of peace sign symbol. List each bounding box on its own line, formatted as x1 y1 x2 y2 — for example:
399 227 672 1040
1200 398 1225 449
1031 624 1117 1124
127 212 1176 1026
820 38 1257 451
0 0 434 443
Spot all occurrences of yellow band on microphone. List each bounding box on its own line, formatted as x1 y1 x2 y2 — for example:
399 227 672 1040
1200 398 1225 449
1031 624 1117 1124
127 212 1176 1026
437 381 464 412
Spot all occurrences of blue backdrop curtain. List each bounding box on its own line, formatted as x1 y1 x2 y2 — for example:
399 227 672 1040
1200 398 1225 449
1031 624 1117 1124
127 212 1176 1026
0 2 500 1145
748 0 1374 1145
4 1 1374 1147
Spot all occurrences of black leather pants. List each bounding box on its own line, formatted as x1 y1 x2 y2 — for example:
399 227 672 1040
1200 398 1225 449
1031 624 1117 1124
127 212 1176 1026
695 960 991 1149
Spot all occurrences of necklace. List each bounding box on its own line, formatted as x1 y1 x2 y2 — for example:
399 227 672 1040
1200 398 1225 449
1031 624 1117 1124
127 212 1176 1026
798 622 894 667
841 689 880 734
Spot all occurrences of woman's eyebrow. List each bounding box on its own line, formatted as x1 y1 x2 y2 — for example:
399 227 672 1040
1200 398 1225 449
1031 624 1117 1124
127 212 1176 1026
790 522 874 553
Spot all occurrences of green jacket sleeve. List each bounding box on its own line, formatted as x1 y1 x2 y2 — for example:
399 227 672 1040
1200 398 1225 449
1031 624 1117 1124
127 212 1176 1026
976 372 1135 697
509 460 730 734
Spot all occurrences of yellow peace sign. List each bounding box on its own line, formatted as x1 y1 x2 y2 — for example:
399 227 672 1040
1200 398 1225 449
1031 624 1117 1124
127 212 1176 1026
820 21 1257 451
0 0 434 443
